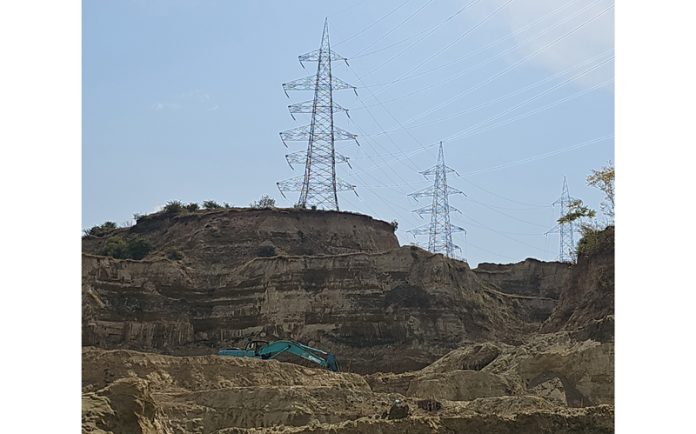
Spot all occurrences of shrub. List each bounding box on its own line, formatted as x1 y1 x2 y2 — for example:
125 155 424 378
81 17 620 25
162 200 185 215
185 202 200 212
99 236 152 260
166 248 184 261
223 202 231 208
99 236 129 259
576 224 608 258
203 200 222 210
390 220 399 230
84 221 118 237
127 237 153 260
250 195 276 208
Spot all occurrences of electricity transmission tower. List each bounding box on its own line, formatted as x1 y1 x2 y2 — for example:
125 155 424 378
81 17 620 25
276 19 359 211
408 142 466 259
547 177 577 262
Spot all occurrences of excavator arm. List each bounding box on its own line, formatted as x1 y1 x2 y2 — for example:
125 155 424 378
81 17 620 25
218 339 340 372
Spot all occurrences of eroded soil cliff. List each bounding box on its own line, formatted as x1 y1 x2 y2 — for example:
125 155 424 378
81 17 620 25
82 209 614 433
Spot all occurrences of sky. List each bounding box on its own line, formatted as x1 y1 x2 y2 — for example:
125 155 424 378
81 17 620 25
83 0 614 266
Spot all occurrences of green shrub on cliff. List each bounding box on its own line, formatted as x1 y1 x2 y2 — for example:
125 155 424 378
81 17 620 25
250 195 276 209
203 200 222 209
99 236 153 260
576 224 614 258
162 201 185 215
84 221 118 237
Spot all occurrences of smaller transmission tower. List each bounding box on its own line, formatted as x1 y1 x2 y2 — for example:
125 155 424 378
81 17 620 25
276 19 359 211
547 177 577 262
408 142 466 259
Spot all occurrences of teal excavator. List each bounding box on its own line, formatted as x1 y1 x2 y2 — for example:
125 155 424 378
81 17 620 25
218 339 340 372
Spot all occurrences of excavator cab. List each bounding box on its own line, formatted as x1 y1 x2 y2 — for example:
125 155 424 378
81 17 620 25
244 339 269 355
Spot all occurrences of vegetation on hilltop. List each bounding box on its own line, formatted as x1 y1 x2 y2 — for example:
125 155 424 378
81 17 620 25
558 162 615 259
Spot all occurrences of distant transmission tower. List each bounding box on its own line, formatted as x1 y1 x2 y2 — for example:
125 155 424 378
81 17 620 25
547 177 577 262
276 19 359 211
408 142 466 259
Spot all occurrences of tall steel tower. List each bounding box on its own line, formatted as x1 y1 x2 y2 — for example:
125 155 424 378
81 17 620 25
547 177 577 262
408 142 466 258
276 19 359 210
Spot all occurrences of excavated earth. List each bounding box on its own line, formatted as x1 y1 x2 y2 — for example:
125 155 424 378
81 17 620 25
82 208 614 433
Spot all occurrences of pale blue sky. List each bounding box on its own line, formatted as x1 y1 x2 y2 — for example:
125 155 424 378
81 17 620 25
83 0 614 265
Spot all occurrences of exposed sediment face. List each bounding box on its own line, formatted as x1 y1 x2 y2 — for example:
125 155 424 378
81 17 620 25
83 245 546 373
82 210 614 433
82 210 613 373
82 208 400 268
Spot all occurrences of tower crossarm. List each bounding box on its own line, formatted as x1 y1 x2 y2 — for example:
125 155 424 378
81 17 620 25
288 100 349 119
408 186 435 200
419 164 458 178
282 76 357 95
450 224 467 234
446 204 463 214
279 125 358 146
446 186 465 196
298 48 349 64
276 176 356 195
285 150 351 170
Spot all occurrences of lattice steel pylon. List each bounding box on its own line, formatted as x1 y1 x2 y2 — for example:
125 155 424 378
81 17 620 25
546 177 577 262
276 19 359 210
408 142 466 259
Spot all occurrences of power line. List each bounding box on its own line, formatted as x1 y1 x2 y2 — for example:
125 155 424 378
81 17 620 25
355 0 594 92
358 134 612 179
444 79 614 144
333 0 416 47
466 197 549 228
461 135 613 176
458 177 551 208
362 51 613 136
401 2 614 125
387 0 515 85
348 67 430 172
460 213 549 253
351 0 436 57
367 0 484 74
